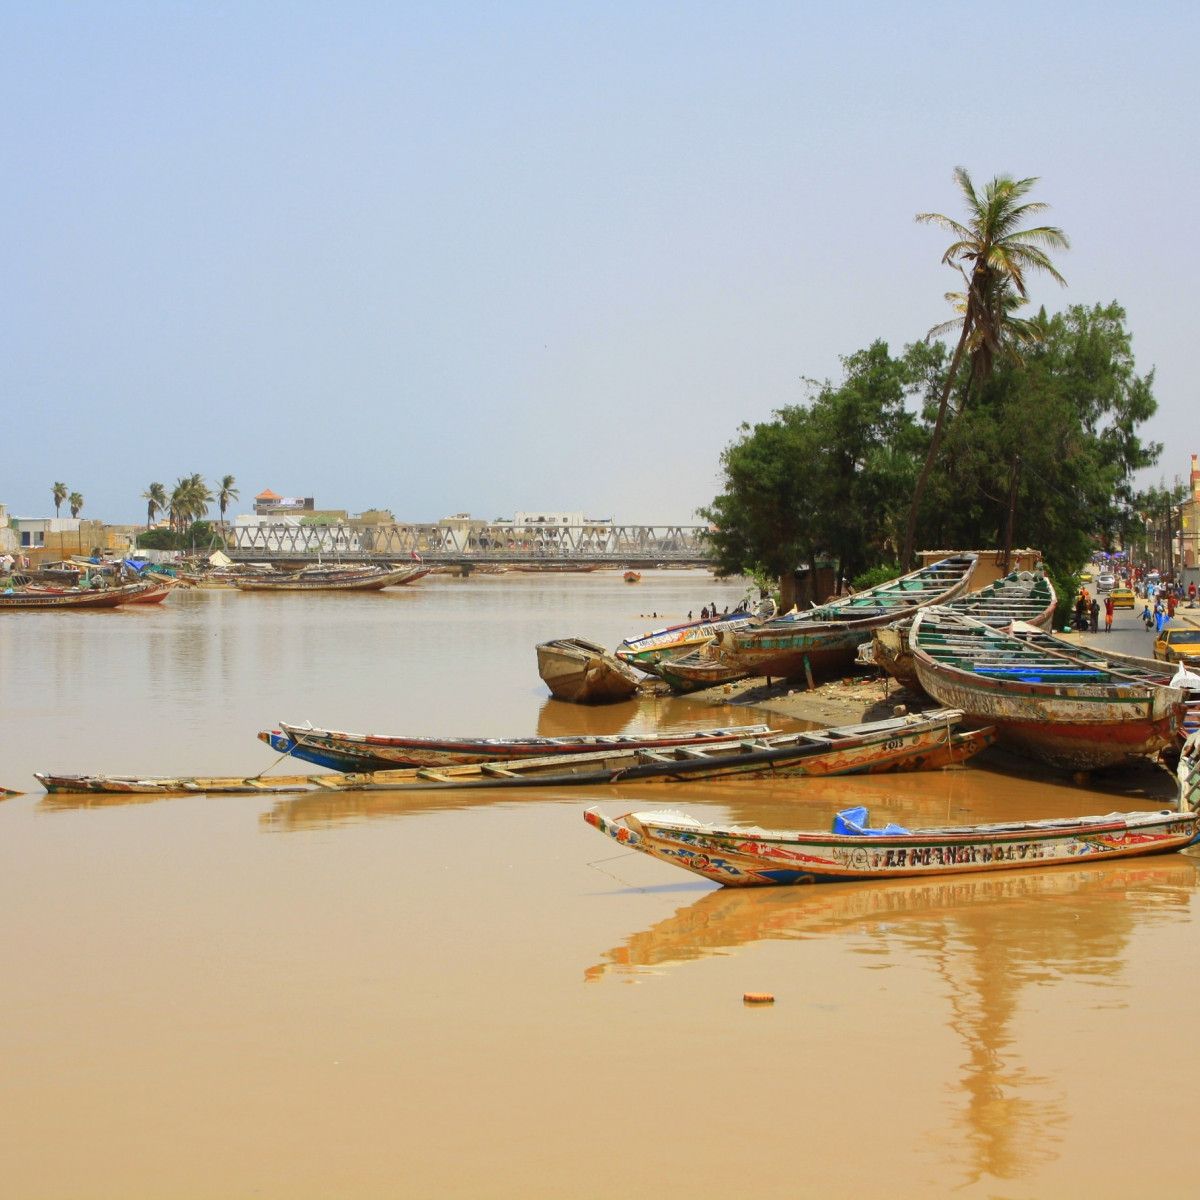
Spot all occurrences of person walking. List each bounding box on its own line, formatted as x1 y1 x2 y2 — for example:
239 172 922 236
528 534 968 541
1104 594 1114 633
1089 598 1100 633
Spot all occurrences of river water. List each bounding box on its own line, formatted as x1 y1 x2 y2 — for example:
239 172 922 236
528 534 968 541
2 571 1198 1198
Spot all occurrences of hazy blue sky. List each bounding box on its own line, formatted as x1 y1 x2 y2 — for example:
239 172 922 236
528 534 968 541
3 2 1195 525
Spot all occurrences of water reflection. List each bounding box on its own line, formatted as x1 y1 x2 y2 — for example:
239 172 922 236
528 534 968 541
587 856 1199 1187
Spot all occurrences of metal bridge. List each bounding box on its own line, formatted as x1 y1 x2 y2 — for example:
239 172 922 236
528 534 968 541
226 523 713 567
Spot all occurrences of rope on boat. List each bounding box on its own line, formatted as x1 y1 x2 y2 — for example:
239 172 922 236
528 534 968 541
249 738 308 780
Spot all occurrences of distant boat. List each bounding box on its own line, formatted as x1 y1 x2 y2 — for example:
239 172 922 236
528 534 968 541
623 571 641 583
259 721 777 771
231 564 428 592
582 733 1200 886
511 563 598 573
909 607 1183 770
36 709 993 795
718 554 978 680
536 637 641 703
873 570 1056 691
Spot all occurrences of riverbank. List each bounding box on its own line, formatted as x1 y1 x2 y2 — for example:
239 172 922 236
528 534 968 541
688 666 932 727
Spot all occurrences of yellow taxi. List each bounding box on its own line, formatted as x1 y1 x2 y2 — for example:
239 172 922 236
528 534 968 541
1154 626 1200 665
1080 569 1094 583
1110 587 1135 609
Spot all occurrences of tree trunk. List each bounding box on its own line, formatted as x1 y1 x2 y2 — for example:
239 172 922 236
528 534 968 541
901 319 974 571
779 570 798 614
1001 455 1021 573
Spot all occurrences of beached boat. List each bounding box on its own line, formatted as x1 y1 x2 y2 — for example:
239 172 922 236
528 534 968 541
909 608 1183 770
614 609 758 672
873 571 1057 691
231 564 428 592
36 709 992 796
536 637 641 703
652 644 752 693
718 554 978 681
0 582 150 611
260 721 776 771
582 733 1200 886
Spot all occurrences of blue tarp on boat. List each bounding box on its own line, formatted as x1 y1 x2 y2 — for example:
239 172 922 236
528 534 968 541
832 805 910 837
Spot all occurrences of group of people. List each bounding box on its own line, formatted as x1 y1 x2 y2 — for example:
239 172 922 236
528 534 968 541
1074 589 1114 633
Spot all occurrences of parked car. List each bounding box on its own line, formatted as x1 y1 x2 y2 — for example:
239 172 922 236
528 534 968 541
1110 586 1135 609
1153 627 1200 665
1080 569 1094 583
1096 572 1116 590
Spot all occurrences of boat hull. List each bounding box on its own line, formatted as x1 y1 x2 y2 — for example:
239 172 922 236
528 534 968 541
722 554 978 680
585 808 1200 886
911 611 1183 770
536 638 640 703
262 722 777 771
232 566 428 592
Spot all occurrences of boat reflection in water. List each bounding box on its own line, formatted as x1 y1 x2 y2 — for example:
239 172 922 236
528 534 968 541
587 855 1200 1188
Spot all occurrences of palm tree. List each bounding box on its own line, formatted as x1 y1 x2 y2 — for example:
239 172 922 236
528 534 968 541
68 492 84 519
143 482 168 529
900 168 1069 569
216 474 239 532
169 474 214 533
52 481 68 516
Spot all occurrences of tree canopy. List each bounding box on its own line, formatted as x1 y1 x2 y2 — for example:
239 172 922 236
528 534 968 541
704 304 1161 594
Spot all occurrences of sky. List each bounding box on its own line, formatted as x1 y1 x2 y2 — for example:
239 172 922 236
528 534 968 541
2 1 1196 526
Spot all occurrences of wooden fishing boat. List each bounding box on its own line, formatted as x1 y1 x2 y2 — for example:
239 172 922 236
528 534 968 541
0 582 149 611
116 580 176 605
536 637 641 703
909 608 1184 770
614 609 757 672
1018 627 1200 745
583 732 1200 886
231 564 428 592
260 720 777 771
623 571 641 583
36 710 991 796
652 643 752 693
717 554 978 681
511 563 597 573
873 571 1057 691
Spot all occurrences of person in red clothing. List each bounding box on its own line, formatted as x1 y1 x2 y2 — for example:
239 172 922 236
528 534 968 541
1104 594 1114 632
1167 593 1177 619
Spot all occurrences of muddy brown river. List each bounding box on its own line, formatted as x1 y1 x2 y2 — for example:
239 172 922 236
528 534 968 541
2 571 1197 1198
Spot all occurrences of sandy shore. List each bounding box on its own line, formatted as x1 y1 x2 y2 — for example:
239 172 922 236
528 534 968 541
683 667 931 727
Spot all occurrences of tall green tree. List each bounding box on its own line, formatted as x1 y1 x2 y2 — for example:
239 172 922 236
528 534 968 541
52 481 68 516
702 340 930 603
216 475 239 532
902 168 1069 568
143 482 168 528
918 302 1161 574
68 492 83 518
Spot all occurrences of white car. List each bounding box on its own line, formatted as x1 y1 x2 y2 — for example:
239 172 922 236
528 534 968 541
1096 573 1116 590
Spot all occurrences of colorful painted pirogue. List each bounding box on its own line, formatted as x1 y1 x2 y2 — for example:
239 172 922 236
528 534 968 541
873 571 1057 691
231 564 429 591
259 721 777 771
582 733 1200 887
614 610 757 672
909 607 1183 770
716 553 978 681
35 710 990 796
0 581 158 610
536 637 641 703
652 644 753 693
